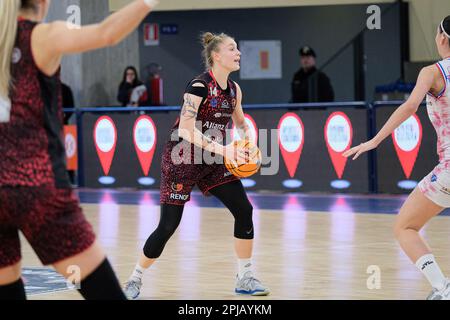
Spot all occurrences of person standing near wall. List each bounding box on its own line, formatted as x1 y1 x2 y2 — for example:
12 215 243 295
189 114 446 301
291 46 334 103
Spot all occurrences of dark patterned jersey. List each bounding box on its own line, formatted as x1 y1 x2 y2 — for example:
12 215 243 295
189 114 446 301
0 20 70 187
171 70 237 143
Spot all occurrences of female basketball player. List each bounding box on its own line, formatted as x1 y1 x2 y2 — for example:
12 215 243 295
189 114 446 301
0 0 158 300
124 32 270 299
344 16 450 300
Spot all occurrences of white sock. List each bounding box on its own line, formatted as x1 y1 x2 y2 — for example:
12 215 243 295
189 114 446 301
415 254 447 290
238 259 253 279
130 263 146 282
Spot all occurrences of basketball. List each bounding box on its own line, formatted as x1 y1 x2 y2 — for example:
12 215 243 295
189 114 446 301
225 140 262 178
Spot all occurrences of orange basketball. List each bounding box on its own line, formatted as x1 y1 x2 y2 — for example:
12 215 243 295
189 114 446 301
225 140 262 178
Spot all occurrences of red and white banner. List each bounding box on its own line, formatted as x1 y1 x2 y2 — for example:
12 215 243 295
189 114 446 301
144 23 159 46
93 116 117 176
324 112 353 179
64 125 78 171
133 115 157 176
392 114 422 179
278 113 304 178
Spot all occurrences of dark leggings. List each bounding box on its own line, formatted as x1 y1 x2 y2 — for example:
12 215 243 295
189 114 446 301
143 180 254 259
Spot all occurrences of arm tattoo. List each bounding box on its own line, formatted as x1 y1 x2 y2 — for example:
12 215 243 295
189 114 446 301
181 95 198 120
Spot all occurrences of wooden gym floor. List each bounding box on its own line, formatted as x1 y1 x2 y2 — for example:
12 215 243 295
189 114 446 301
21 190 450 300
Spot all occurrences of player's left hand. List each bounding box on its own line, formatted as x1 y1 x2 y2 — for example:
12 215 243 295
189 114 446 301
242 139 259 159
343 139 378 160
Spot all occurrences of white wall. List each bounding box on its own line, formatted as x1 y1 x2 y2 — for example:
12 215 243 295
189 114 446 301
110 0 449 62
407 0 450 62
47 0 83 107
109 0 395 11
48 0 140 107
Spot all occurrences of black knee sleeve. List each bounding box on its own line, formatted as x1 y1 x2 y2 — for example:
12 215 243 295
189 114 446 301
209 180 255 240
143 204 184 259
0 278 26 300
232 201 254 239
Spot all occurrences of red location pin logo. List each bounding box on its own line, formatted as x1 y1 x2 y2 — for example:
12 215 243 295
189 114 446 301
232 114 258 145
324 112 353 179
93 116 117 176
133 115 157 176
278 113 304 178
391 114 422 179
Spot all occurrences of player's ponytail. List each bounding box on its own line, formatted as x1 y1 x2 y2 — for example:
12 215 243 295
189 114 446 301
201 32 232 69
0 0 21 122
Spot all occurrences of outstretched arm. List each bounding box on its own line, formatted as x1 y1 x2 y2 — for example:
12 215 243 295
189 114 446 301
344 66 436 160
32 0 158 74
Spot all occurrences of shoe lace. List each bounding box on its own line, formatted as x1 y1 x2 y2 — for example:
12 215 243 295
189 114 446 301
125 280 140 291
427 288 439 300
241 275 261 290
442 282 450 298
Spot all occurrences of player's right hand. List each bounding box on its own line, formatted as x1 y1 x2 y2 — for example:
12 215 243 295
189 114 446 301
343 139 377 160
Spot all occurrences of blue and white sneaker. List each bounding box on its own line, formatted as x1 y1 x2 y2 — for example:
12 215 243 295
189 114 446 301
123 279 142 300
235 272 270 296
427 279 450 300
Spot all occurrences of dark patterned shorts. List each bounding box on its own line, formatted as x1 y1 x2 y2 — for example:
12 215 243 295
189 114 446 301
160 144 239 205
0 185 96 268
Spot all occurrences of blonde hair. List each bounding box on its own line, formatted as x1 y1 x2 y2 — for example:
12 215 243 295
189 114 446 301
0 0 21 101
201 32 232 69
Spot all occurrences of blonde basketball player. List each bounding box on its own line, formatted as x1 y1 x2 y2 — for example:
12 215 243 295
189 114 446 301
124 32 270 299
